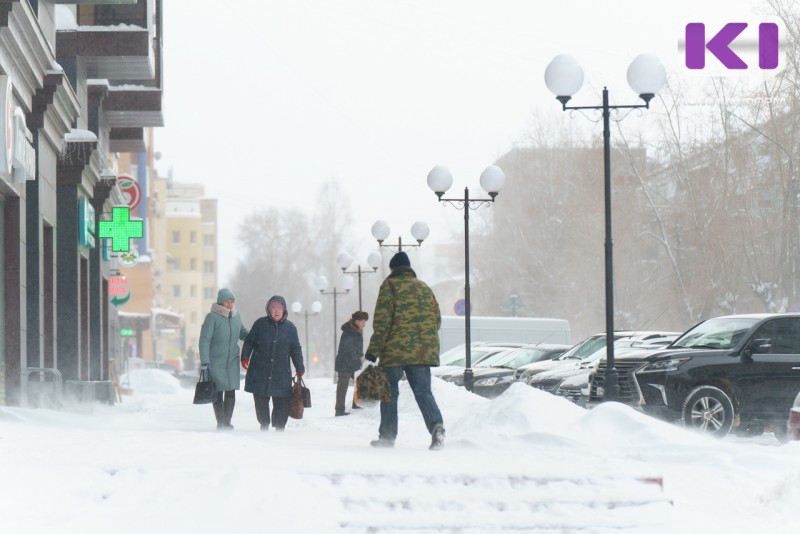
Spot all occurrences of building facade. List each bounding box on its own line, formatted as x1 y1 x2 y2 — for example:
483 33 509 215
0 0 164 406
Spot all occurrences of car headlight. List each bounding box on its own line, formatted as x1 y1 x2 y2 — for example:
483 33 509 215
640 357 691 372
474 376 510 386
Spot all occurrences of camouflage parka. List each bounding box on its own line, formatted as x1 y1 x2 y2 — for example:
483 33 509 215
366 266 441 367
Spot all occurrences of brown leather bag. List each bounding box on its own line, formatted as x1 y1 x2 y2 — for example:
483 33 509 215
289 376 308 419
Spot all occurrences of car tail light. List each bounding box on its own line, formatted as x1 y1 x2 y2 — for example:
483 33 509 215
788 408 800 440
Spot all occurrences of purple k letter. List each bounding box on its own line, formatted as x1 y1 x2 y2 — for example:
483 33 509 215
686 23 748 69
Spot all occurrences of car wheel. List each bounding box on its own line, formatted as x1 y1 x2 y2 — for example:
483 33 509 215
680 386 735 437
772 423 791 444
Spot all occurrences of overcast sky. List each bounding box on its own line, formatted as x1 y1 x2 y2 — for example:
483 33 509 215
153 0 767 284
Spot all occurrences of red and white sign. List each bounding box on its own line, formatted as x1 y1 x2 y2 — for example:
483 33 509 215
117 174 142 211
109 276 129 295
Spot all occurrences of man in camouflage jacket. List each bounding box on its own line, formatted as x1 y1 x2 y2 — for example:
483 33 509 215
365 251 446 450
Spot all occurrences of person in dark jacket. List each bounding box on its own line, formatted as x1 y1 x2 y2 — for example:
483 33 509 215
334 310 369 417
365 251 445 450
241 295 305 431
199 288 249 430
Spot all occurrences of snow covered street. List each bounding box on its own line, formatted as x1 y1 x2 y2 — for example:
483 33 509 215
2 369 800 533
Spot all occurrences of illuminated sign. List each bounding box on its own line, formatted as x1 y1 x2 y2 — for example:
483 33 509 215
98 206 143 252
117 175 142 211
120 328 135 337
79 197 96 248
110 275 131 307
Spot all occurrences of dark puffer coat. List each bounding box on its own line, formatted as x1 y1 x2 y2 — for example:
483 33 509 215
241 296 304 398
335 320 364 374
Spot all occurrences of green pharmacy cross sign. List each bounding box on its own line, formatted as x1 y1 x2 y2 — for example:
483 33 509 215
98 206 143 252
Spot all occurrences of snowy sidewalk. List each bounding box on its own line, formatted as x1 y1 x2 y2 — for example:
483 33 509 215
1 371 799 533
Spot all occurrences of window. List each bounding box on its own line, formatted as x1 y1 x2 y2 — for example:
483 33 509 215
204 287 214 299
173 285 181 298
172 230 180 244
190 231 197 244
204 234 214 247
191 285 197 297
172 258 181 270
752 319 800 354
204 261 214 273
190 258 197 270
191 312 198 323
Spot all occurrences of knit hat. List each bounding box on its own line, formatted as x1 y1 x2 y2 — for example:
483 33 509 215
389 251 410 270
352 311 369 322
217 288 236 304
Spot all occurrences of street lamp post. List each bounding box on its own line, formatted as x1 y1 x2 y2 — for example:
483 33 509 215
427 164 506 393
316 275 353 380
337 251 381 311
290 301 322 377
726 110 797 306
544 53 666 401
371 220 430 252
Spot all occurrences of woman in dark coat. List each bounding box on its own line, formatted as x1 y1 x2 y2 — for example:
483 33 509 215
334 311 369 416
199 288 249 430
241 295 305 431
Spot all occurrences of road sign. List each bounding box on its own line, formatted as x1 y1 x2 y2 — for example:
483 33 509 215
454 299 467 316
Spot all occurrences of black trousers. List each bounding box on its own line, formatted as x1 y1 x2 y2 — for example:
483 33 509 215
253 394 290 429
335 372 355 412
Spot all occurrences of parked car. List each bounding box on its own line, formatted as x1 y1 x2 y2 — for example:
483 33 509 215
433 343 526 377
469 344 571 398
529 334 678 406
437 346 528 386
588 313 800 439
515 331 677 384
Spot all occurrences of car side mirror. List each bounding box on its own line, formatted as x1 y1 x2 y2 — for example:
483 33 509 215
749 338 772 354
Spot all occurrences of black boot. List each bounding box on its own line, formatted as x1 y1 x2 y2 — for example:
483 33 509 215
223 396 235 429
212 401 225 429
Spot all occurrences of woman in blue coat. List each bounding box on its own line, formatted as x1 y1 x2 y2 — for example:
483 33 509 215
241 295 305 431
199 288 249 430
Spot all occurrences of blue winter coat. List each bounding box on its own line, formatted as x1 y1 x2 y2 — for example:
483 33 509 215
241 297 304 398
199 304 249 391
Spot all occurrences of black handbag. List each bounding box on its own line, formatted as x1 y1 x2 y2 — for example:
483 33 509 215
299 377 311 408
192 367 217 405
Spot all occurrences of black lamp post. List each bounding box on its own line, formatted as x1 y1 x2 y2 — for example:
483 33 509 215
316 275 353 380
337 251 381 311
371 220 430 252
545 53 666 401
427 164 506 392
290 300 322 377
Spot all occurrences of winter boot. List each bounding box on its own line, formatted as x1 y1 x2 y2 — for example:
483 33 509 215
370 437 395 448
212 401 225 430
429 424 445 451
223 396 235 429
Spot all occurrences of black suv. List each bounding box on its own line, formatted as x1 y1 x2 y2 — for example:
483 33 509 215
588 313 800 439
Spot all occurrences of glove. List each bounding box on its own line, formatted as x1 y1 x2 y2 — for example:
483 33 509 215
241 359 249 370
365 352 377 363
296 371 304 377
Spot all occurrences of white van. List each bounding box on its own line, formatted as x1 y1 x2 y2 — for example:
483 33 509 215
438 316 571 353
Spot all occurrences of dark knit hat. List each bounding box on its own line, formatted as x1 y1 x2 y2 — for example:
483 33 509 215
389 251 410 270
352 311 369 322
217 288 236 304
